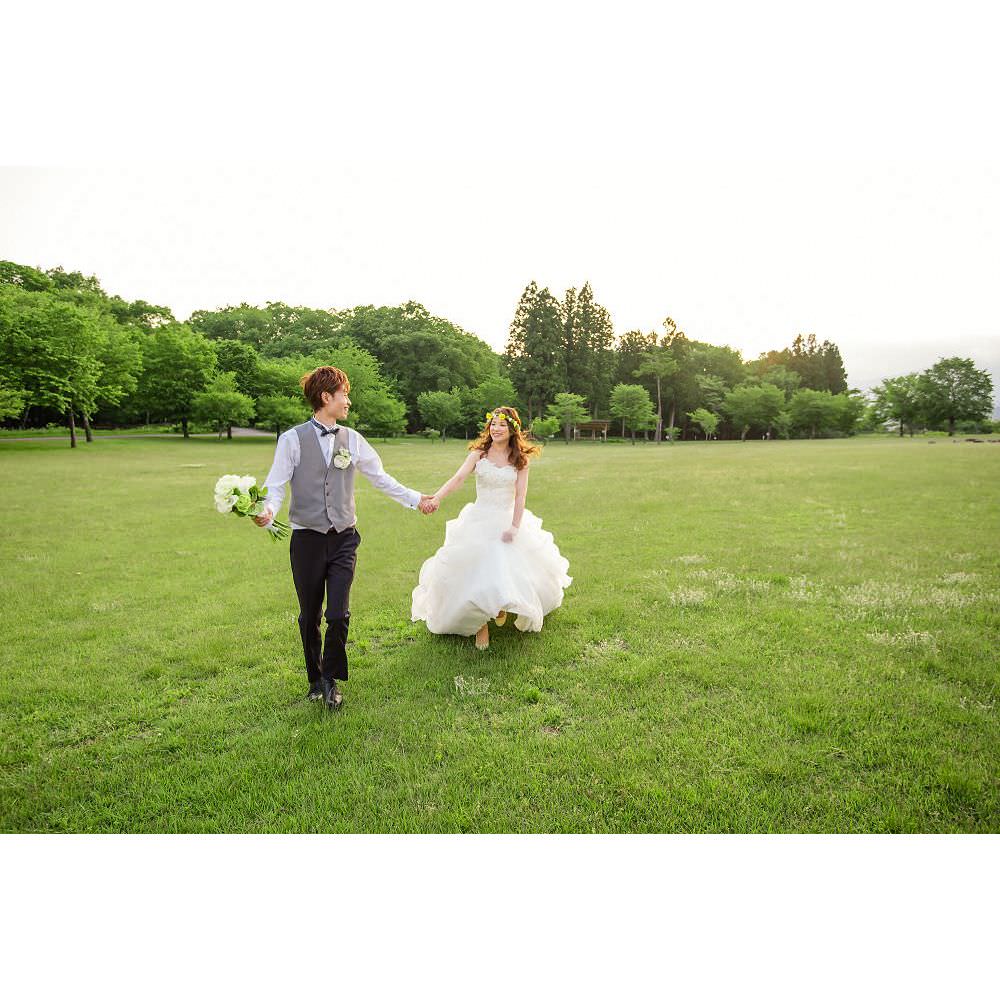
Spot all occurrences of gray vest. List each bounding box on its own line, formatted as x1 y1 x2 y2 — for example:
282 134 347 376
289 422 357 532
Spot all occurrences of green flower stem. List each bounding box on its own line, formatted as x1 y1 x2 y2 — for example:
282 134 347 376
267 518 291 541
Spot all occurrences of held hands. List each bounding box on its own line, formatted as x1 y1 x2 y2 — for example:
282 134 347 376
501 525 519 543
418 494 440 515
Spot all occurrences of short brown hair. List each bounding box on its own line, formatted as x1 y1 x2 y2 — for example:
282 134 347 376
300 366 350 412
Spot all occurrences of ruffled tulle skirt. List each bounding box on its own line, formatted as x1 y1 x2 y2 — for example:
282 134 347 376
411 501 572 635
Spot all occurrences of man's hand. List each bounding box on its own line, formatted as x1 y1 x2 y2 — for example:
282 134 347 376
254 508 274 527
501 525 518 543
418 494 439 515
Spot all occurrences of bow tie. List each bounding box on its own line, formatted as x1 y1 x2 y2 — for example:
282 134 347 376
312 420 339 437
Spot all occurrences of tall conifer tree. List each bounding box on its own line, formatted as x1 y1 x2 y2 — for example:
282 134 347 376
505 281 565 421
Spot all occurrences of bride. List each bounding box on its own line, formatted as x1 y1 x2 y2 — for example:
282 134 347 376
411 406 572 650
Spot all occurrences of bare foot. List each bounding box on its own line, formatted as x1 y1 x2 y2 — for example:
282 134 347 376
474 623 489 650
495 611 507 626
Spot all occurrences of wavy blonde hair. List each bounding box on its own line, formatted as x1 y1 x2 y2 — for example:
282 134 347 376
468 405 541 470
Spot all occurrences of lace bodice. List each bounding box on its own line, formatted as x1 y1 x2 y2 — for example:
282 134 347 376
474 458 516 509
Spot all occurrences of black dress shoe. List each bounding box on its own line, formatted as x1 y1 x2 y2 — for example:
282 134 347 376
321 677 344 710
307 681 324 701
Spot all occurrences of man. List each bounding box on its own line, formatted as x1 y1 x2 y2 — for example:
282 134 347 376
255 366 439 710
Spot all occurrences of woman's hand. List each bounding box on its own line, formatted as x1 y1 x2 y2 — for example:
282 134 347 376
501 525 519 543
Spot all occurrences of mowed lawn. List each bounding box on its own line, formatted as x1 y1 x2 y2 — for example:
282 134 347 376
2 433 998 833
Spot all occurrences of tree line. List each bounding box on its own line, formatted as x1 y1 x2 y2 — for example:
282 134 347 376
0 262 513 446
504 280 859 441
1 260 994 446
504 279 994 442
868 362 995 437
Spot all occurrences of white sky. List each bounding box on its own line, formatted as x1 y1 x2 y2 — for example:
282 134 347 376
2 2 998 402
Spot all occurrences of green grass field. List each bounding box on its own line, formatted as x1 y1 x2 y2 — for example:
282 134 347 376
2 434 998 832
0 424 178 437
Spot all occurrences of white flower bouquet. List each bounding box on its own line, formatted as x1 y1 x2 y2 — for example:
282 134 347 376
213 474 290 541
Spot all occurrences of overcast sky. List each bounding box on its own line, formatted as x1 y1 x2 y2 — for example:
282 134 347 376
2 2 998 402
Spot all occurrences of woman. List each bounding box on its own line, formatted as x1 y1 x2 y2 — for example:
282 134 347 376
411 406 572 650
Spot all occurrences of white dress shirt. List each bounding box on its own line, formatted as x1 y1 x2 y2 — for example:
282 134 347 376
263 420 421 530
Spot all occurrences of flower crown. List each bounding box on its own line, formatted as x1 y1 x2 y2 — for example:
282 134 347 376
486 409 521 431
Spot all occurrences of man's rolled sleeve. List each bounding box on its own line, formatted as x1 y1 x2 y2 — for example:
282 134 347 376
262 430 298 516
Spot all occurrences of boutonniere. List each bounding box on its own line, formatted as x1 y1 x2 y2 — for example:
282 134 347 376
332 446 353 470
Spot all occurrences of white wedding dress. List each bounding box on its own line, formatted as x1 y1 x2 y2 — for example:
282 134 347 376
411 458 572 635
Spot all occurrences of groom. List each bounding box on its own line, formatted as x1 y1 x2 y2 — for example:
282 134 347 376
254 365 439 710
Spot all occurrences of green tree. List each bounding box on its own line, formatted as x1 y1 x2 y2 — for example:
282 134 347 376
417 388 464 442
560 287 583 398
135 322 217 437
0 286 105 447
573 282 616 417
756 364 801 400
830 390 866 436
722 384 786 440
260 302 344 357
529 416 560 440
694 373 728 414
256 395 310 439
191 372 256 439
472 373 520 414
609 384 656 444
772 408 793 439
659 317 701 439
785 334 848 393
858 400 886 434
749 384 787 439
787 334 821 389
85 322 143 441
789 388 838 438
190 303 275 349
105 296 174 330
214 339 263 398
633 347 679 443
614 329 658 390
721 387 756 441
0 379 26 421
0 260 54 292
2 261 167 335
41 265 105 295
190 301 342 355
334 302 500 426
555 282 617 415
505 282 565 421
1 261 168 435
917 357 994 436
355 388 407 440
871 374 922 436
545 392 589 443
257 356 313 400
819 342 848 394
687 407 719 440
688 341 746 389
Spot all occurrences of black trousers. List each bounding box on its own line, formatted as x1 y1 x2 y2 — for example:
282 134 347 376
289 525 361 682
